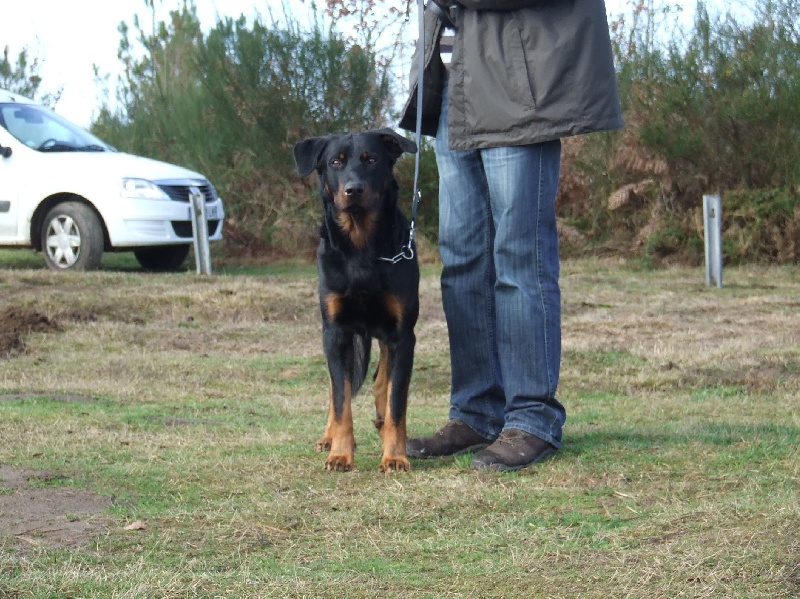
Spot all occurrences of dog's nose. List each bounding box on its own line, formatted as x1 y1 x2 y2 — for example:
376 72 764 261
344 182 364 198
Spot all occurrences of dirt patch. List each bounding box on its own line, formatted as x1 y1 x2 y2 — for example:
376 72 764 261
0 306 62 358
0 465 111 549
0 306 106 358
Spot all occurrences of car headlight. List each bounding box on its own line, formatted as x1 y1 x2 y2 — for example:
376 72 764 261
120 178 170 200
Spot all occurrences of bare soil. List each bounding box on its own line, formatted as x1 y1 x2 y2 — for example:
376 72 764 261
0 306 62 357
0 464 111 549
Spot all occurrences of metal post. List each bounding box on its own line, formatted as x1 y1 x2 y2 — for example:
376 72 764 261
703 194 722 288
189 187 212 275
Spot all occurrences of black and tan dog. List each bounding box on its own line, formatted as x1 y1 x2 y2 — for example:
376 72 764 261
293 129 419 472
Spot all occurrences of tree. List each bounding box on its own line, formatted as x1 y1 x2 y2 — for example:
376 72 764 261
0 46 61 106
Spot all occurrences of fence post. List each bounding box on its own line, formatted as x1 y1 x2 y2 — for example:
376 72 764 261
703 194 722 288
189 187 212 275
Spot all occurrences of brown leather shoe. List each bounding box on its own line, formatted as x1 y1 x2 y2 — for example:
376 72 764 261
406 420 492 458
471 429 557 472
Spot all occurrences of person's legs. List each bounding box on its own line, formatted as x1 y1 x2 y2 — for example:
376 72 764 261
480 140 566 449
408 84 565 464
434 89 505 442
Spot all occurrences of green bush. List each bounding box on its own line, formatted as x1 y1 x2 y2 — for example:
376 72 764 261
92 3 393 257
723 188 800 263
562 0 800 263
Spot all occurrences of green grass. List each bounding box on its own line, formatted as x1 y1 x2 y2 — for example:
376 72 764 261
0 258 798 597
0 248 143 271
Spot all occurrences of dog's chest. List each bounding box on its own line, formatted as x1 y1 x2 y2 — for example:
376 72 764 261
324 290 402 336
320 262 403 331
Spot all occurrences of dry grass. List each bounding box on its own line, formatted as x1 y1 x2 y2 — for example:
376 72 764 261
0 257 798 597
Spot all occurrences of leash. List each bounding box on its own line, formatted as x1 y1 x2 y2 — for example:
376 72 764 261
380 0 426 264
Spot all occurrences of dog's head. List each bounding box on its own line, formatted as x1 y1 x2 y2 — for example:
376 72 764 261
293 129 417 217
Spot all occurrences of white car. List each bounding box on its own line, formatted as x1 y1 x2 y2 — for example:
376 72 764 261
0 88 224 271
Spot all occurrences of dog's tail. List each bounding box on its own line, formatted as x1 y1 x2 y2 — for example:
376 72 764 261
351 333 372 396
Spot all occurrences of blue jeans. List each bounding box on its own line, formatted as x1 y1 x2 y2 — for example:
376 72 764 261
435 87 566 448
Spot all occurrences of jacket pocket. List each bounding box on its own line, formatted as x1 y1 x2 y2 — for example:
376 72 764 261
463 17 536 135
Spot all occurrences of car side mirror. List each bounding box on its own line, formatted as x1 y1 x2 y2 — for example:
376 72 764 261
0 144 12 158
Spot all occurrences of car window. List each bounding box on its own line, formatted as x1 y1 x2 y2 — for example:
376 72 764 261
0 103 112 152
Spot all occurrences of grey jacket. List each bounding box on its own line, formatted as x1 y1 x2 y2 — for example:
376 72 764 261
398 0 624 150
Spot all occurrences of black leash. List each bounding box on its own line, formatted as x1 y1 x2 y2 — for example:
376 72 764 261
380 0 425 264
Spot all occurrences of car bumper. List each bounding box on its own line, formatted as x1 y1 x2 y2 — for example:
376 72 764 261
104 198 225 247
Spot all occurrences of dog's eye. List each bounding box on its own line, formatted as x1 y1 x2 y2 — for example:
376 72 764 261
330 158 343 167
365 156 377 165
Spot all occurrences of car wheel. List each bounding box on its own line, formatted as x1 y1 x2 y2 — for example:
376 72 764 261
133 244 191 271
41 202 104 271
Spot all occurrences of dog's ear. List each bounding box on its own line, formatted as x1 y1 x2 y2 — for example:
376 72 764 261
293 136 330 177
374 128 417 160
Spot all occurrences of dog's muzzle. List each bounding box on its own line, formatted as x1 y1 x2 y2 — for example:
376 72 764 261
344 182 364 199
337 181 369 214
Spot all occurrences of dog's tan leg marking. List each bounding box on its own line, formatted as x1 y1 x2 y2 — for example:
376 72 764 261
379 412 409 472
324 293 343 321
383 293 405 328
315 379 335 453
374 341 410 472
323 378 356 472
373 341 390 431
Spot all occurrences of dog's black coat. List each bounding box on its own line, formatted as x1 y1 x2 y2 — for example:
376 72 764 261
293 128 419 472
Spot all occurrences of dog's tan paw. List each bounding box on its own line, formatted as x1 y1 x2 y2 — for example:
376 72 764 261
379 455 411 472
324 453 354 472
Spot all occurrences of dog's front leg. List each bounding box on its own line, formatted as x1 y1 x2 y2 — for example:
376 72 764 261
378 333 415 472
319 327 356 472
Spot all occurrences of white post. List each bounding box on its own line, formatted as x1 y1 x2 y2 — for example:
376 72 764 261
189 187 212 275
703 194 722 288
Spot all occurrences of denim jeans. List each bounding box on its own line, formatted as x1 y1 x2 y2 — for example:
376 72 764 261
434 85 566 447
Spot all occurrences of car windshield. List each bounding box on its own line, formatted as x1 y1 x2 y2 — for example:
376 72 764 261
0 103 114 153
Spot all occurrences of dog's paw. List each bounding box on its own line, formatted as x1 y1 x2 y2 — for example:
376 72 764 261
324 453 354 472
379 455 411 473
315 437 332 453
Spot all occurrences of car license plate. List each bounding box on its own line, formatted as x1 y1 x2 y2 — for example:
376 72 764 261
205 205 220 220
186 204 220 220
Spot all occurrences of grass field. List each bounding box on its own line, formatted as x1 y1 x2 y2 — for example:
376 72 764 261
0 251 798 597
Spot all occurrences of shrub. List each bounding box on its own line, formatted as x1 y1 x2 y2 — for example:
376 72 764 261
561 0 800 263
92 3 393 257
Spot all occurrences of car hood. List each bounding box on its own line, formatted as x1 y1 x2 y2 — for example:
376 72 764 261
40 150 208 184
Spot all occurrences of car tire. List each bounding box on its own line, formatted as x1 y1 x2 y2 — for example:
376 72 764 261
133 244 191 272
41 202 104 271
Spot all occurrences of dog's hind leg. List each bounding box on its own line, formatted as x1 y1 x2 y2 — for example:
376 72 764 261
315 378 336 453
373 341 392 432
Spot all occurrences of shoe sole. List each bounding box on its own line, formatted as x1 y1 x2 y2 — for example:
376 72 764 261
471 447 557 472
407 442 491 459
